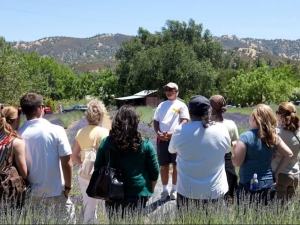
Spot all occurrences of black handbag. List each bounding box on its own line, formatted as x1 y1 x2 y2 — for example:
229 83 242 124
86 147 124 201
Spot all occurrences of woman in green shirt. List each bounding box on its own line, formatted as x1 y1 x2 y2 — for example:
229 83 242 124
94 105 159 218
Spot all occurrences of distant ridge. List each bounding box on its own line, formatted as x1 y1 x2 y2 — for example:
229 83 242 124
11 33 132 65
10 33 300 73
215 35 300 61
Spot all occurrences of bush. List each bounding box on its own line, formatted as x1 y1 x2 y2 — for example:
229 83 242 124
44 98 57 113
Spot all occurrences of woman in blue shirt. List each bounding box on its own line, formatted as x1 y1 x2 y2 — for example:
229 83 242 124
232 104 293 205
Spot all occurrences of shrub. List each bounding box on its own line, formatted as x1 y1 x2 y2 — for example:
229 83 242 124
44 98 57 113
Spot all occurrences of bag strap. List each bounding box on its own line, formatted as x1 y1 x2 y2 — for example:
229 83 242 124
10 138 14 167
107 139 120 170
92 128 101 148
292 131 300 144
4 136 15 168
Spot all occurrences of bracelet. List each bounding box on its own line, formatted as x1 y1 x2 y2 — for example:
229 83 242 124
65 185 72 190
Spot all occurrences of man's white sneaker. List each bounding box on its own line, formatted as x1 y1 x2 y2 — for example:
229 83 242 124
170 190 177 200
160 190 169 201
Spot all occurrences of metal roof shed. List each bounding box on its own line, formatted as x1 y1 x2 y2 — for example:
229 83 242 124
115 90 162 109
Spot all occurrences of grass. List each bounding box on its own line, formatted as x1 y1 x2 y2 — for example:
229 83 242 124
49 111 84 128
227 104 300 116
136 106 156 128
19 111 84 129
3 194 300 224
58 99 90 109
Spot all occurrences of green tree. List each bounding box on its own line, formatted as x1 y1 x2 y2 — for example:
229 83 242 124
115 19 222 99
0 37 29 105
225 64 295 105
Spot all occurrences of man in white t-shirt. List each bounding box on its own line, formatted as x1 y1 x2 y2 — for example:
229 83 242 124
153 82 189 201
18 93 75 223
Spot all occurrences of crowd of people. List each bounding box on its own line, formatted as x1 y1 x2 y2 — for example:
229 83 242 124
0 83 299 223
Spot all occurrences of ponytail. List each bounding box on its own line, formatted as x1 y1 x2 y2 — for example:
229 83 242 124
0 107 21 138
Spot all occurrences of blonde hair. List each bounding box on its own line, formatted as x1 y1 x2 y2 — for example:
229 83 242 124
85 100 106 125
0 106 21 138
252 104 278 148
277 102 299 131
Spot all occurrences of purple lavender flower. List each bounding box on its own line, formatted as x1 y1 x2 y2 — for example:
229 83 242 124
66 117 89 146
49 119 66 128
138 122 157 148
223 112 250 134
43 113 56 120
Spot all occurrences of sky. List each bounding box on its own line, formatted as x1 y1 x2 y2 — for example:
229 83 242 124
1 0 299 42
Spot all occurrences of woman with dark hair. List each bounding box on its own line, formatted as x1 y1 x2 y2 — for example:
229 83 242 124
94 105 159 217
272 102 300 203
233 104 293 205
169 95 231 209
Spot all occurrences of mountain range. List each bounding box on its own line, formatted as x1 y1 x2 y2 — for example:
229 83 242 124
11 34 300 73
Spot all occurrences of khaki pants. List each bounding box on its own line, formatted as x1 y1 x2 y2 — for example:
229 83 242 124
29 191 75 224
276 173 299 203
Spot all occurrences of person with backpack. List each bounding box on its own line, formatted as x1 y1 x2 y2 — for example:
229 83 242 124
0 106 27 209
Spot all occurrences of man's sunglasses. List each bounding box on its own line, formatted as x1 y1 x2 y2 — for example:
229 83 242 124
39 104 45 108
164 88 175 92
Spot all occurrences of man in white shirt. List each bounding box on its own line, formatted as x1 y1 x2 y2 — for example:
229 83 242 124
153 82 189 201
19 93 75 223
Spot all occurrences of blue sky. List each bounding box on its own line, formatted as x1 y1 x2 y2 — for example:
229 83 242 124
1 0 299 42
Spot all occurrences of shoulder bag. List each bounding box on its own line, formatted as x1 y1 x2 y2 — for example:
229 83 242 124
86 145 124 202
78 129 101 180
0 138 29 206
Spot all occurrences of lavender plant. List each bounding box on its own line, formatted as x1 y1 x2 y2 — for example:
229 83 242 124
6 106 300 224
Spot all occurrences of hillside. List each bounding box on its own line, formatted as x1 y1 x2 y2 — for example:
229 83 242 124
11 34 300 73
215 35 300 61
12 33 132 65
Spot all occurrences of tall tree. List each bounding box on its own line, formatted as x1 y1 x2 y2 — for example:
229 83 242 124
115 19 222 99
0 37 29 105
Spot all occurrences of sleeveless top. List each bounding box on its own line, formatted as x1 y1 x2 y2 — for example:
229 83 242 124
0 130 15 170
238 129 277 183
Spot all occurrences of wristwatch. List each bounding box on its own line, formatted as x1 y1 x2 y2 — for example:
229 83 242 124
65 185 72 191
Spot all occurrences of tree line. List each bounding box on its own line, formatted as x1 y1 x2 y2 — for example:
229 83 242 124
0 36 117 106
1 19 300 107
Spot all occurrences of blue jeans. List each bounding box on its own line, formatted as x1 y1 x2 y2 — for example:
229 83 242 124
236 179 276 206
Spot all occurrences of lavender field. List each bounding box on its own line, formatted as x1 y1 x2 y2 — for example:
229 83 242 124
62 109 250 206
8 108 300 224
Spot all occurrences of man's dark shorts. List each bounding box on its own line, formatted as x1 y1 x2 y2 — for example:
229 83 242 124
157 139 177 166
